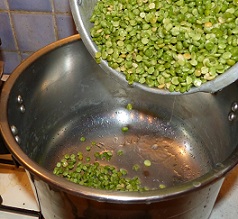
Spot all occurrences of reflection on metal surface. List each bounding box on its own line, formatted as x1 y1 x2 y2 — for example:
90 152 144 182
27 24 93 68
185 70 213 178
114 110 129 124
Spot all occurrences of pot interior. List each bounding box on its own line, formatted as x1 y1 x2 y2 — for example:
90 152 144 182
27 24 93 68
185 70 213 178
3 36 238 191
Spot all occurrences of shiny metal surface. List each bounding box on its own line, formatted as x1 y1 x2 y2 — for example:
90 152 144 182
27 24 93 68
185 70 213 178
1 35 238 219
70 0 238 95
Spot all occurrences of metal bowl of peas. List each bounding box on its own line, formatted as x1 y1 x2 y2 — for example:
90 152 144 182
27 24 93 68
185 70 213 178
70 0 238 94
1 35 238 219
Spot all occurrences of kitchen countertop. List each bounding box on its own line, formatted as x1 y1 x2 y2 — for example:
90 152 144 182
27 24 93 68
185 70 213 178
210 164 238 218
0 162 40 219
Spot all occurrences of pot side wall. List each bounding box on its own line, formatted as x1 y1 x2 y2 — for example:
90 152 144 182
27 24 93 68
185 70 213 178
30 174 224 219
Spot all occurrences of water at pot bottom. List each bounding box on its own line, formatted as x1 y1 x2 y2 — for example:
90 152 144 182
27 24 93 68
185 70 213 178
35 104 213 189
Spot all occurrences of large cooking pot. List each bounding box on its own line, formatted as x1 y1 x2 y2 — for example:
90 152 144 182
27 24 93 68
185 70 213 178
1 35 238 219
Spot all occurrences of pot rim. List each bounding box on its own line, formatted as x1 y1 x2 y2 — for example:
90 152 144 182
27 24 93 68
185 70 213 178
1 34 238 204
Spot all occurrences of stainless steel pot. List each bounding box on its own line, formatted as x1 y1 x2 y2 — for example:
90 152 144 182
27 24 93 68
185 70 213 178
1 35 238 219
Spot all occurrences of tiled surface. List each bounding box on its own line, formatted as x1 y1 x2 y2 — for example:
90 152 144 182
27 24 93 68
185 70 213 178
8 0 52 12
21 52 33 61
12 13 56 51
0 0 77 74
0 12 16 50
56 14 76 39
54 0 71 13
1 51 21 73
0 0 7 10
